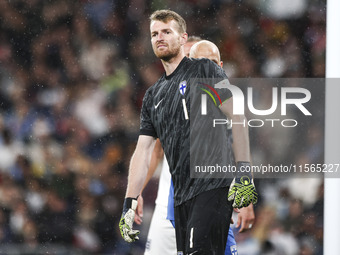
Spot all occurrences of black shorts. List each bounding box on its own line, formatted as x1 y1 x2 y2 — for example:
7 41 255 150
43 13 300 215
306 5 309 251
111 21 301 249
174 187 233 255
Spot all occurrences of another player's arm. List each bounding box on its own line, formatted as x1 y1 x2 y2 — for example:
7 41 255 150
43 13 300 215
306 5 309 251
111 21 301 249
119 135 156 242
135 139 164 224
220 98 258 208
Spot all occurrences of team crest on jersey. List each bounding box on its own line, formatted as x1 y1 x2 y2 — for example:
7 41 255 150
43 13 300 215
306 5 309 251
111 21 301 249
179 80 187 95
230 245 238 255
177 252 183 255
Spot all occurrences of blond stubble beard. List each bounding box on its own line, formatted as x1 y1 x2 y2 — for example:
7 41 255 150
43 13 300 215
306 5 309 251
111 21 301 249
154 41 182 62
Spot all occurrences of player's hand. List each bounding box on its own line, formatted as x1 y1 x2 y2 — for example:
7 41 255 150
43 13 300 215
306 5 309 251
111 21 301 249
228 162 258 208
119 197 140 242
134 195 144 225
236 203 255 232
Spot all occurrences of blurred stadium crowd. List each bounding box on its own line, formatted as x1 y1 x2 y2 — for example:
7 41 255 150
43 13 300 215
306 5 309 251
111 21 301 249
0 0 325 254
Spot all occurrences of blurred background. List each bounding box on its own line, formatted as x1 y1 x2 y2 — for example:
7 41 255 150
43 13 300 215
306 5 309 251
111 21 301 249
0 0 325 254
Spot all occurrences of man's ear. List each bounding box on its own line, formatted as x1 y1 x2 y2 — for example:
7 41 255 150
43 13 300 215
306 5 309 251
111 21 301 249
180 33 188 46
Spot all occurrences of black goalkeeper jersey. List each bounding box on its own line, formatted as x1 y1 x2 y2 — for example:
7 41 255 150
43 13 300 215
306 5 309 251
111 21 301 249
140 57 233 206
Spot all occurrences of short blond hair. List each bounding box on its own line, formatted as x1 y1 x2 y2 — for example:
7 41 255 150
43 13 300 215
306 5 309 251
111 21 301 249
150 10 186 33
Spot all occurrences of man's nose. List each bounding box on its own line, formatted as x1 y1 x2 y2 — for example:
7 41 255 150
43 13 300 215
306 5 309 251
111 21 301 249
156 33 164 41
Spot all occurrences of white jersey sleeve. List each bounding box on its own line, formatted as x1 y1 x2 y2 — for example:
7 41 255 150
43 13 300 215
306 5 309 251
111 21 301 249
154 156 171 207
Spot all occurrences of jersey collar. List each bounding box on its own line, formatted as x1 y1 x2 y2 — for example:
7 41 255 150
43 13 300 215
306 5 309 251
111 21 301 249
164 57 188 80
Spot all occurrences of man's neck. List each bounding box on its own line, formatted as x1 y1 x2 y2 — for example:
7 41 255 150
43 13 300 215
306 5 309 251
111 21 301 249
161 52 185 76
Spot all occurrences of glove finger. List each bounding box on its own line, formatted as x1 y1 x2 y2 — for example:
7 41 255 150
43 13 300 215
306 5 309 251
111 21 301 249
228 185 237 201
233 192 241 208
231 191 238 207
119 220 129 240
247 192 253 206
232 199 238 208
129 229 140 236
243 195 250 207
239 196 245 208
228 179 236 201
122 229 133 242
228 191 236 201
248 189 254 204
249 193 254 205
129 230 140 241
240 196 246 208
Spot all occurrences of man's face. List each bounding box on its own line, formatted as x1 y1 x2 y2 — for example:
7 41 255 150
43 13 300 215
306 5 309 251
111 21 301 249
150 20 184 61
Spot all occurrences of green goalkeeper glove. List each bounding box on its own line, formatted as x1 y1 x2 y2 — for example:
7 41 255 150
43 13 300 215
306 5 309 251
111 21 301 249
119 197 140 242
228 162 258 208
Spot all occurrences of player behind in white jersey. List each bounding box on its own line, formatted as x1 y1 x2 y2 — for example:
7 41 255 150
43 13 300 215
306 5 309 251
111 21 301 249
135 38 256 255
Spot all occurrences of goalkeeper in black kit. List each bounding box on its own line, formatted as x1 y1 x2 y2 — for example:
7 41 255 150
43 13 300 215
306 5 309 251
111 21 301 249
119 9 258 255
